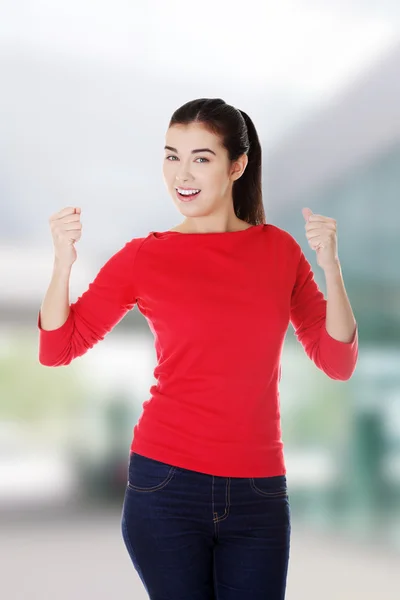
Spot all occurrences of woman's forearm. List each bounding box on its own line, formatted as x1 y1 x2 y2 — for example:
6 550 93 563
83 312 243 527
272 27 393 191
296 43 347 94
39 259 72 331
324 262 357 343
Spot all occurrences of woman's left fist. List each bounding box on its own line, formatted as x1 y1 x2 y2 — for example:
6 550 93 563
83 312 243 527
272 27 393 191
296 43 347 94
302 207 339 271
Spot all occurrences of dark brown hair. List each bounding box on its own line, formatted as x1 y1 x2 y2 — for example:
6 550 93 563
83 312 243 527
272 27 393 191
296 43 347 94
168 98 266 225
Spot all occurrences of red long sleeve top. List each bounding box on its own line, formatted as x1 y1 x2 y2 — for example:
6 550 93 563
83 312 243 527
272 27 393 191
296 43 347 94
37 223 358 477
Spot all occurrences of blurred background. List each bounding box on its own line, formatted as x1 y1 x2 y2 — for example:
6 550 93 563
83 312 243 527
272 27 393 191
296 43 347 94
1 1 399 598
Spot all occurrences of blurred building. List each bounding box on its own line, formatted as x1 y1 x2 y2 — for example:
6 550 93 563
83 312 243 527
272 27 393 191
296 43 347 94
265 42 400 549
266 41 400 344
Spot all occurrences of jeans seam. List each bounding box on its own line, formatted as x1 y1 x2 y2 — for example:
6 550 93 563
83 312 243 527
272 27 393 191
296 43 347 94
213 478 231 523
127 466 177 492
250 477 288 497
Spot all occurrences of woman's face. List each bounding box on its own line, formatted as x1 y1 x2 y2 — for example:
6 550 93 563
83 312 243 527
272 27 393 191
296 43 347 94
162 122 246 218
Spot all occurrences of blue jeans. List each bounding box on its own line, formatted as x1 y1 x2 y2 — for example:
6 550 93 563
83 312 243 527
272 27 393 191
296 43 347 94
121 452 291 600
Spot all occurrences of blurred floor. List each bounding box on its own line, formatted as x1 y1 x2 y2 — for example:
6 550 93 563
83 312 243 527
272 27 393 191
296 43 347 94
1 507 399 600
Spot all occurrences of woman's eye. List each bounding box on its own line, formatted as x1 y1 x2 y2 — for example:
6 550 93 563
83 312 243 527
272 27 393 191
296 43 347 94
165 156 209 163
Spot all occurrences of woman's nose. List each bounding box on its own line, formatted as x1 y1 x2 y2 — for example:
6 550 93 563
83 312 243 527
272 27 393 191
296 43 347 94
176 173 192 183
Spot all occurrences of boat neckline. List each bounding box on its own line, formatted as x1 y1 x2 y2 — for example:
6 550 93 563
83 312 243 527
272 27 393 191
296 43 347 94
151 223 266 238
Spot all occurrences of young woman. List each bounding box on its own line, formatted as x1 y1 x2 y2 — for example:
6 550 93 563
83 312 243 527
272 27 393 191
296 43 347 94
38 98 358 599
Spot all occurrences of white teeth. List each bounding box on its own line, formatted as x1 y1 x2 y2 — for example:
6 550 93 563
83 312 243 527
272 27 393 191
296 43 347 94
177 188 200 195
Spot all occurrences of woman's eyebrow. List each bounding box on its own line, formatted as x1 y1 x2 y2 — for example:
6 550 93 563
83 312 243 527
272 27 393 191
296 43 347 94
164 145 216 156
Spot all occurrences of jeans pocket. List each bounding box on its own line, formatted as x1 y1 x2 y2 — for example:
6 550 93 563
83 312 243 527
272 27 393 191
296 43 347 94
127 452 177 493
249 475 288 498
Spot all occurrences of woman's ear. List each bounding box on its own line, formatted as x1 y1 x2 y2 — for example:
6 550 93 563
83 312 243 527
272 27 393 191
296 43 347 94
231 154 248 181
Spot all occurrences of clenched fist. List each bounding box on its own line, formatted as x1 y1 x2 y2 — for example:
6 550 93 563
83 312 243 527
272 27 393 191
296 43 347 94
49 206 82 267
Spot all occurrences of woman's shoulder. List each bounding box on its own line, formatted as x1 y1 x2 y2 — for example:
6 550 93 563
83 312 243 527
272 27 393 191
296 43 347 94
102 235 150 268
264 223 299 249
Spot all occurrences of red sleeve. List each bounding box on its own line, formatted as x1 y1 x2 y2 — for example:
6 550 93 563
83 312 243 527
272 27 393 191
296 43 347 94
38 237 145 366
290 242 358 381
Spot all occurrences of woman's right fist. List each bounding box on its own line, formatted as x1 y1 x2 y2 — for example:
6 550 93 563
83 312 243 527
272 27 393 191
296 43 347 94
49 206 82 267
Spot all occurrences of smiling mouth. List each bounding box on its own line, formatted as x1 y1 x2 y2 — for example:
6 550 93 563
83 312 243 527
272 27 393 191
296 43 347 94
176 189 201 201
